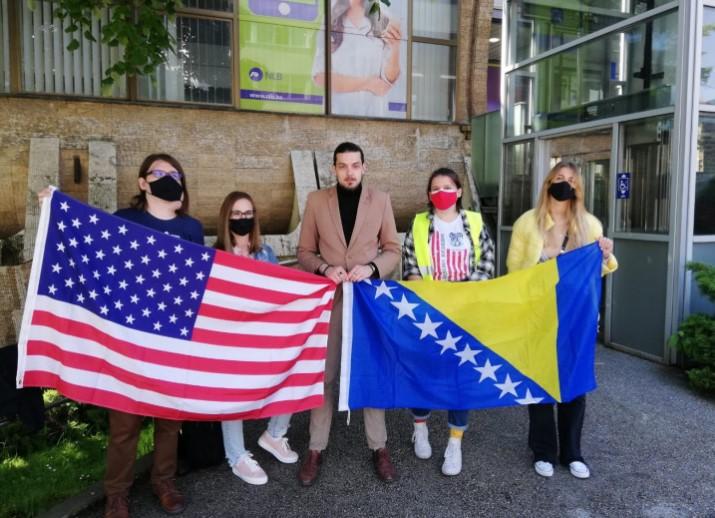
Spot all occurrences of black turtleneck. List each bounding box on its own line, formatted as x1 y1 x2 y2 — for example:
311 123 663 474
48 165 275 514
337 182 362 246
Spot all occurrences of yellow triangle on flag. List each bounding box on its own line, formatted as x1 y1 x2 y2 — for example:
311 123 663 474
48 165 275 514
400 260 562 402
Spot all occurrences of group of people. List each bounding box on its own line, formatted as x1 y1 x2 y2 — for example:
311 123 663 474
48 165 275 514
41 141 616 518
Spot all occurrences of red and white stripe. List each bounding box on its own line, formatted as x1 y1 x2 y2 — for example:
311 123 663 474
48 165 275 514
20 250 335 421
430 231 470 282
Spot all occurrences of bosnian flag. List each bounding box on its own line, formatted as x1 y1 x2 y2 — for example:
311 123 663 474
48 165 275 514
339 244 603 411
16 190 335 420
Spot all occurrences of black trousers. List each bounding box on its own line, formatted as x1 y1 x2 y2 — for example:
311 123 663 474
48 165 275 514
528 395 586 465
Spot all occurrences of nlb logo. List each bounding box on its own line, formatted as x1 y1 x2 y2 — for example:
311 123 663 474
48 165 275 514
249 67 264 82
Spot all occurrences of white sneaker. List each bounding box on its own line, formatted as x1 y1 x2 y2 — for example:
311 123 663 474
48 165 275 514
258 431 299 464
441 438 462 476
569 461 590 479
412 422 432 459
232 452 268 485
534 460 554 478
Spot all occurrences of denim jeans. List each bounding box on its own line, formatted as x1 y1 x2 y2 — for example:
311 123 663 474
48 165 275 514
221 413 291 466
411 409 470 431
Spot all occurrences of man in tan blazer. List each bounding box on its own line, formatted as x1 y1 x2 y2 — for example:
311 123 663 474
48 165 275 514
296 142 400 486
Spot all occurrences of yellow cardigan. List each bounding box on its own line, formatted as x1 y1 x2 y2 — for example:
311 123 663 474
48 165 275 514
506 209 618 275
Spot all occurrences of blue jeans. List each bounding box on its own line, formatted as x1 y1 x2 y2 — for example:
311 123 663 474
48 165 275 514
411 409 469 431
221 413 292 466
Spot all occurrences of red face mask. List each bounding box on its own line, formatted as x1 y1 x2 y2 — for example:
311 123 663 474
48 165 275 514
429 189 458 211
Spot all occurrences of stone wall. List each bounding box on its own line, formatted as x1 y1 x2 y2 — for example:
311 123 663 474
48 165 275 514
0 97 469 237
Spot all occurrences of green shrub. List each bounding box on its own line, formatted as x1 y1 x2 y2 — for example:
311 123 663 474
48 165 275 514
0 392 154 517
669 262 715 393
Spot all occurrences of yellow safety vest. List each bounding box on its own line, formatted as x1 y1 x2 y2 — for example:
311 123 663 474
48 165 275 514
412 211 483 280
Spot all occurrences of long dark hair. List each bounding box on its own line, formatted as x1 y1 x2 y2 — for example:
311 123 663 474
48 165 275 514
214 191 263 255
129 153 189 215
426 167 463 211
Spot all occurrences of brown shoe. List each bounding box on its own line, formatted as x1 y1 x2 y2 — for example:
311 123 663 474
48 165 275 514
151 479 186 515
298 449 322 486
372 447 397 482
104 493 129 518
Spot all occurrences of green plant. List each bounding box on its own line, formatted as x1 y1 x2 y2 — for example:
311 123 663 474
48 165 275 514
29 0 181 93
1 391 154 516
33 0 391 94
370 0 391 16
669 262 715 393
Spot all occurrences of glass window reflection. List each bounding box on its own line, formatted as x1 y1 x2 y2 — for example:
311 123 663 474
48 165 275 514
505 10 678 137
695 115 715 235
412 42 456 121
0 0 8 93
139 17 232 105
181 0 234 10
616 116 672 234
701 7 715 105
413 0 458 40
502 141 534 226
508 0 674 64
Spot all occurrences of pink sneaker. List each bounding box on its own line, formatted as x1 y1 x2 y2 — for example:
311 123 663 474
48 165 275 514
258 431 299 463
232 452 268 485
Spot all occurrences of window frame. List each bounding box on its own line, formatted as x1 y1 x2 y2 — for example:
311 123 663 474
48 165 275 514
409 0 459 121
134 6 235 106
0 0 462 123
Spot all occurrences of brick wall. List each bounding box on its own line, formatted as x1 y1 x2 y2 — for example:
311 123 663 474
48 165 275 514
0 97 470 237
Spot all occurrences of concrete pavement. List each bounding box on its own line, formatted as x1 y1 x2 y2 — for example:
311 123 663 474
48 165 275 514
77 345 715 518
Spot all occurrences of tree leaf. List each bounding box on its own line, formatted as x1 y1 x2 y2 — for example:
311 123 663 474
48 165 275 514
100 77 115 96
54 0 179 83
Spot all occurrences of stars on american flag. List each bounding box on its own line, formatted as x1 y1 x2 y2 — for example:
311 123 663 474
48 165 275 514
371 280 545 406
39 193 215 340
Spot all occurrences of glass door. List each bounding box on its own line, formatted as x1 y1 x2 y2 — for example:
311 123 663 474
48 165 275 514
609 116 673 359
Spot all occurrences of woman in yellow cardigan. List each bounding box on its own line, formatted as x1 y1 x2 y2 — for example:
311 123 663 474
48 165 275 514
506 161 617 480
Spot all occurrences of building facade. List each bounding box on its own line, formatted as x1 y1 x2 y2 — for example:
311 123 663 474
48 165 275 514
0 0 499 347
0 0 494 240
499 0 715 362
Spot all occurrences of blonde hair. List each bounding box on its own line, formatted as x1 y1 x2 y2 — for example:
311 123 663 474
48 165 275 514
535 161 590 249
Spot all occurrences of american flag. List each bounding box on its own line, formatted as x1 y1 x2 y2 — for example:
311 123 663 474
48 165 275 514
430 230 470 281
16 190 335 420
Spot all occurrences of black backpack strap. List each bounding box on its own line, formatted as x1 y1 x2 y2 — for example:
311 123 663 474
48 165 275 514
561 233 569 253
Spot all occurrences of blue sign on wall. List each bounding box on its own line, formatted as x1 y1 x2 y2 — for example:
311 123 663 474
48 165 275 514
616 172 631 199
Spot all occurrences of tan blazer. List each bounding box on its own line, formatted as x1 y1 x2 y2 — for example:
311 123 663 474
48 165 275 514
297 185 400 278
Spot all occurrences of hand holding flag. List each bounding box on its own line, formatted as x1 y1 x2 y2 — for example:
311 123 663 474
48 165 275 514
17 190 335 421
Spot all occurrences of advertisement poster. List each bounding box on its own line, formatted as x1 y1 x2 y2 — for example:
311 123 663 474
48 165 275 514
239 0 407 117
320 0 408 118
239 0 326 114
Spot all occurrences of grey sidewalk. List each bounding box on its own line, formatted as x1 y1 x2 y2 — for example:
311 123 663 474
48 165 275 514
78 346 715 518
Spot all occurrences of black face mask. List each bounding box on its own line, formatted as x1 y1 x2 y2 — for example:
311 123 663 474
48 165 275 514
548 181 576 202
148 175 184 202
230 218 254 236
